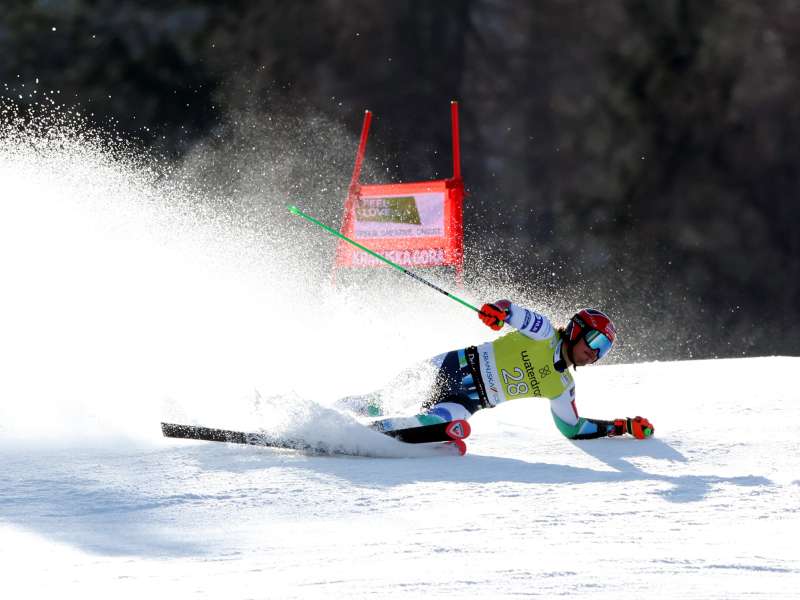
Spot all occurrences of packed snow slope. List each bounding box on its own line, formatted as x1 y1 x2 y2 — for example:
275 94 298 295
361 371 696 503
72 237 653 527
2 358 799 599
1 108 798 599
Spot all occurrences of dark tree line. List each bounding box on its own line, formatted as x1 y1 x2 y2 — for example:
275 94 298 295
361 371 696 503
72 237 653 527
2 0 799 360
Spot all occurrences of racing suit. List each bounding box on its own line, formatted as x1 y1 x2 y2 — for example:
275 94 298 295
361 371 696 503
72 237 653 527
365 303 619 439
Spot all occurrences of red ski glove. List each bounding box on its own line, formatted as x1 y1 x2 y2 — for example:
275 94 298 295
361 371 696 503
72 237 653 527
479 302 508 331
612 416 654 439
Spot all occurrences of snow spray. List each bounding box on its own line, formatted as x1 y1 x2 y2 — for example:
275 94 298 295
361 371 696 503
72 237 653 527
0 99 504 449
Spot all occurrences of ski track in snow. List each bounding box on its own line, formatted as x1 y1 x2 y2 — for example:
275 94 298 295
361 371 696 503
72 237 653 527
2 358 799 599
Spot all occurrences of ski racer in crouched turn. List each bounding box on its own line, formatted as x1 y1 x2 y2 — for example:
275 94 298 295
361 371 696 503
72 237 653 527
342 301 654 442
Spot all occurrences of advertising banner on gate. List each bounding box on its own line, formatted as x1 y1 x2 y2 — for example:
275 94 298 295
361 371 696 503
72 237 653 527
334 103 465 280
354 193 443 240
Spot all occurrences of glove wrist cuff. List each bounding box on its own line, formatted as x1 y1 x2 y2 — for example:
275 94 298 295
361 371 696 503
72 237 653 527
612 419 627 436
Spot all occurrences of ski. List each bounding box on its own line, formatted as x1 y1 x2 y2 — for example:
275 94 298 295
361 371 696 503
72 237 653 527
160 419 470 456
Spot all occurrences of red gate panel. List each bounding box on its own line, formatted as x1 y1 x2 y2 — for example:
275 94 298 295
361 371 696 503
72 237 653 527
334 102 465 280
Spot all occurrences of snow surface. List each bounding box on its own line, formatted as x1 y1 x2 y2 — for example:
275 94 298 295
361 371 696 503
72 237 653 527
1 110 798 599
3 358 800 599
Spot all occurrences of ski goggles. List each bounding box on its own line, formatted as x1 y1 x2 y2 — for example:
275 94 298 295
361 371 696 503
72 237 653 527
584 329 614 360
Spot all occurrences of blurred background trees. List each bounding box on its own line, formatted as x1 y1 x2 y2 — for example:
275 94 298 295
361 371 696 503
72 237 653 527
2 0 798 360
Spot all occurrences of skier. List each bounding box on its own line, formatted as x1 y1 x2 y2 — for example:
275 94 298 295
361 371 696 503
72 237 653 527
343 300 654 441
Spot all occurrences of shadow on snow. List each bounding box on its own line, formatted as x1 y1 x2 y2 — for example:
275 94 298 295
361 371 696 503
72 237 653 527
0 438 772 558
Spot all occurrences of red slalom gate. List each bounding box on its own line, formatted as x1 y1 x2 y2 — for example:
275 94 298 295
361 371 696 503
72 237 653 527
334 102 465 283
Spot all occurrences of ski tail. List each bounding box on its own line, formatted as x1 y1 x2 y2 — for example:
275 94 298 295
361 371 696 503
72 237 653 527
161 422 359 455
161 422 308 450
161 422 249 444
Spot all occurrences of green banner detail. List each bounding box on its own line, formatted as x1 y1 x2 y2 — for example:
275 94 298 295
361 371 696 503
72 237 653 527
356 197 421 224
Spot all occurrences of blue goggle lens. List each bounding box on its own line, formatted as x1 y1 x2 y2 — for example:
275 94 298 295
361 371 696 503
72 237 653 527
584 330 613 359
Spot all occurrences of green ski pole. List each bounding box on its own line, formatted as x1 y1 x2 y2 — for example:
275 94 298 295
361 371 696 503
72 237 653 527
288 205 500 323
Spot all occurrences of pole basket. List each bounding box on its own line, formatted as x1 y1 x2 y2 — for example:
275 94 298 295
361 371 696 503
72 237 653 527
333 102 465 283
